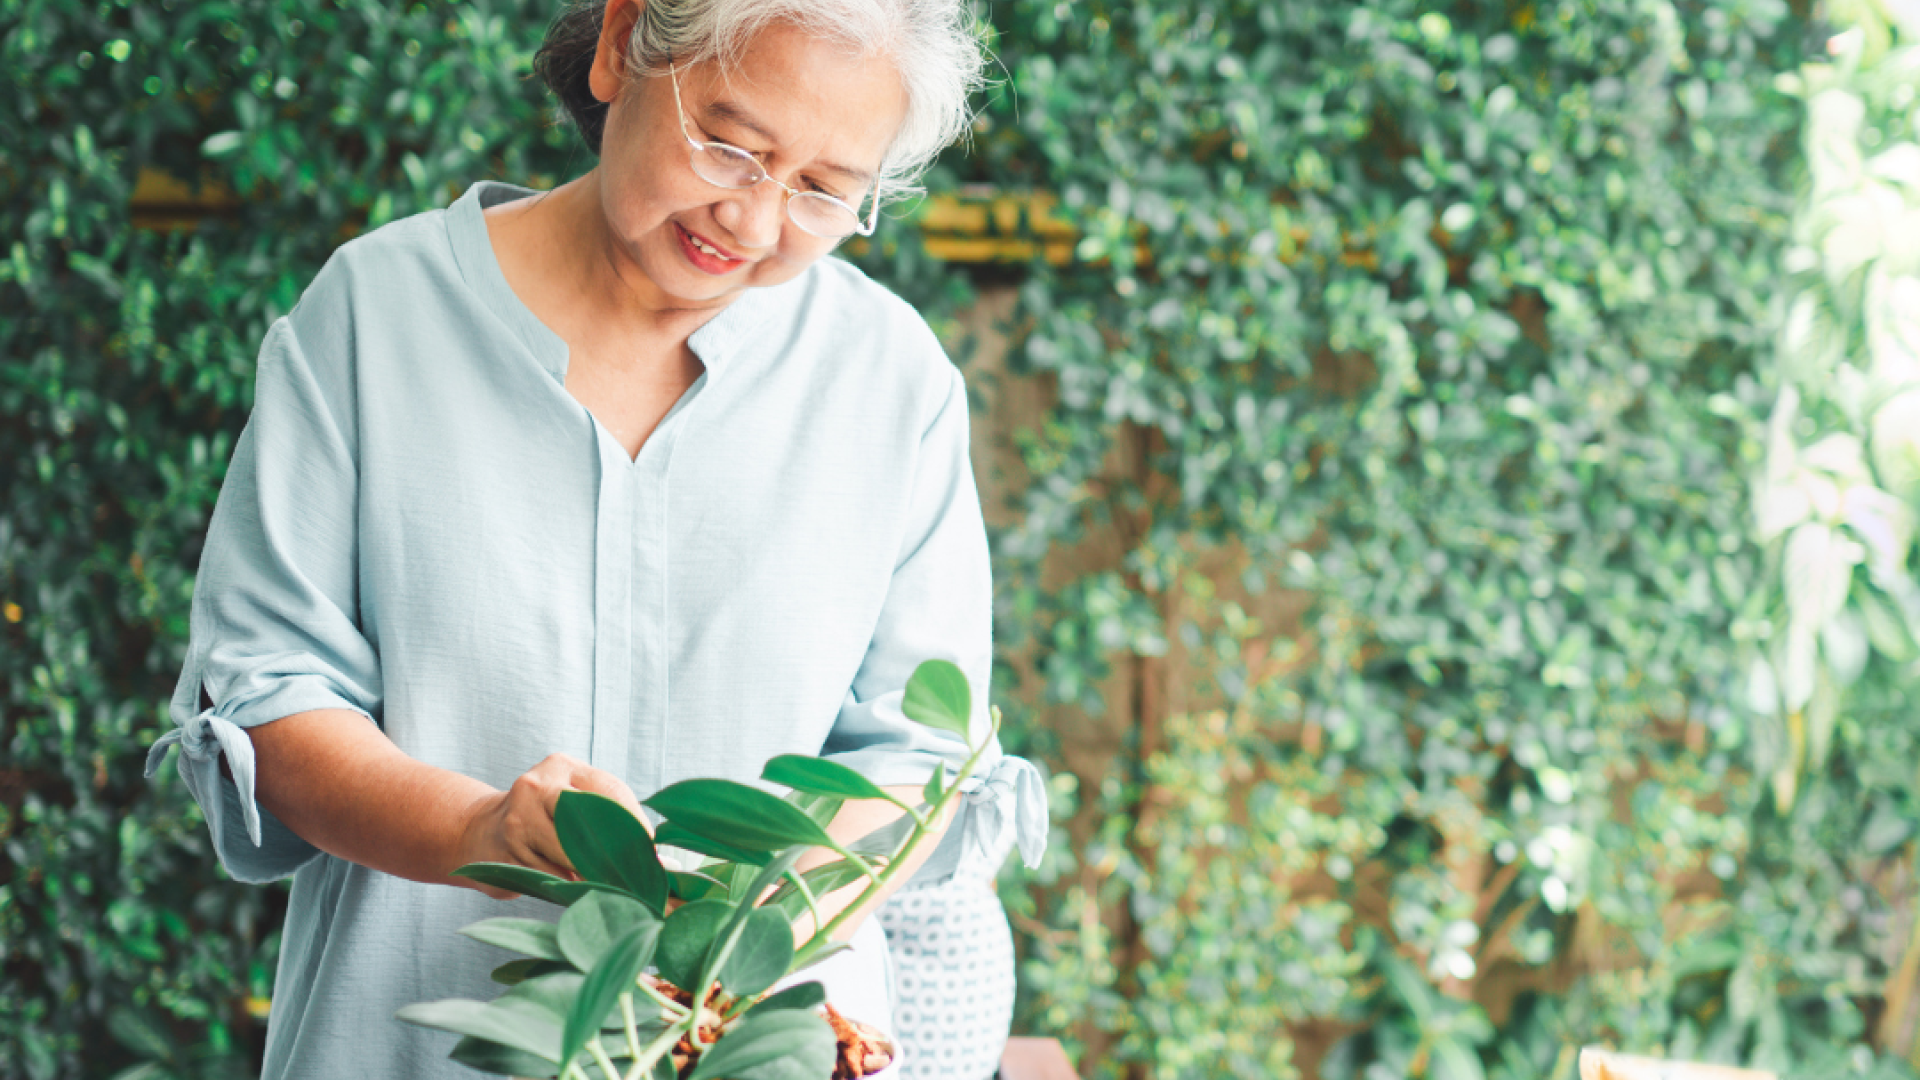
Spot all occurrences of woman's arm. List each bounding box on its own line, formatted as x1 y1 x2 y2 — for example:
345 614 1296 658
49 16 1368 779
248 707 647 899
785 786 958 943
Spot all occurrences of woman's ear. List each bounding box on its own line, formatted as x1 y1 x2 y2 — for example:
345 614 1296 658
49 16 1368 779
588 0 645 105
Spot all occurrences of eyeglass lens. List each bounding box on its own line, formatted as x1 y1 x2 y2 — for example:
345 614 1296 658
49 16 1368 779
688 143 864 239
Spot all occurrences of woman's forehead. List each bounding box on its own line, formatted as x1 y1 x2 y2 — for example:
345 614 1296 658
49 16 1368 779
685 26 906 172
699 96 878 189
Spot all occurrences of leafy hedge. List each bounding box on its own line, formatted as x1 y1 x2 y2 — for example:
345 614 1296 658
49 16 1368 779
4 0 1913 1078
968 1 1910 1077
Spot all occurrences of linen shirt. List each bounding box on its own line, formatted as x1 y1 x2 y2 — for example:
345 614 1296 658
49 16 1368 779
145 180 1046 1080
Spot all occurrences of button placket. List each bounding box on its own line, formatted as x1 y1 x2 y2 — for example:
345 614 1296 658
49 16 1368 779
588 425 636 771
624 373 708 795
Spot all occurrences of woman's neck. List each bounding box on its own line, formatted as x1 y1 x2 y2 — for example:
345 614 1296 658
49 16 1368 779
484 169 731 358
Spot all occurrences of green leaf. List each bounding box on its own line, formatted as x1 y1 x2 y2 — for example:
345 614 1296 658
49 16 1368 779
1381 956 1435 1026
558 891 659 972
788 940 849 973
902 659 974 745
923 767 947 806
751 981 826 1013
786 790 844 830
1431 1037 1488 1080
1671 935 1745 981
395 999 560 1064
459 917 565 962
646 779 837 854
762 755 891 801
716 907 795 998
1863 798 1915 855
655 899 735 990
460 1030 661 1077
710 848 806 956
655 822 772 867
686 1008 838 1080
200 131 243 158
766 860 870 919
554 790 670 914
449 1035 557 1078
725 857 768 904
491 959 573 986
451 863 588 907
669 870 725 902
561 924 658 1070
1858 586 1917 661
847 812 917 858
498 971 585 1026
736 848 807 918
107 1008 175 1062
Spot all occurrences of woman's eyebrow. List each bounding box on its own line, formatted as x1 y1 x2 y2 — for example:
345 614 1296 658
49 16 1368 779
703 99 877 188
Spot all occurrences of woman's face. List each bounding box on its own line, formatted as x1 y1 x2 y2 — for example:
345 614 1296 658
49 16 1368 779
587 4 909 311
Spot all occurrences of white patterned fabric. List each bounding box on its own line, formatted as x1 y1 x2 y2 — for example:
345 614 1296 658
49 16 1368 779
881 826 1018 1080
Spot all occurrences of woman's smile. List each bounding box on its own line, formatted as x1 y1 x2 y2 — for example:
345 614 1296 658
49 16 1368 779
674 220 747 274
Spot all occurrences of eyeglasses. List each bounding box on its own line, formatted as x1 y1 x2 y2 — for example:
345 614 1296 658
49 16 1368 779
669 61 881 240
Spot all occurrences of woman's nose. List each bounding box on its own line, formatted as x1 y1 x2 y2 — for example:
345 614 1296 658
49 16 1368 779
713 181 784 251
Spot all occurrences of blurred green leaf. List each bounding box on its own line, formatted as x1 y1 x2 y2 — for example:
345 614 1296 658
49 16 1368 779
902 659 973 744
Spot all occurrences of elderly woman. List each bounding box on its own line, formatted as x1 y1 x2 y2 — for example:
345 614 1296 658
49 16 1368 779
144 1 1045 1077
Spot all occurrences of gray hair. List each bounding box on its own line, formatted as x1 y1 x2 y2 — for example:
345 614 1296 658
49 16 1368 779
533 0 986 200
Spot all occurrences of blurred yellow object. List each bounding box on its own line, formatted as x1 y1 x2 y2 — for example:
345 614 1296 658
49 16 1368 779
1580 1047 1778 1080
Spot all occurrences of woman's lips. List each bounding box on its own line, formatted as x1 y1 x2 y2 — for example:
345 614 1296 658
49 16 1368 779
675 222 745 275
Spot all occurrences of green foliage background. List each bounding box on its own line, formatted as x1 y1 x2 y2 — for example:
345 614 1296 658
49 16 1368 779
4 0 1916 1078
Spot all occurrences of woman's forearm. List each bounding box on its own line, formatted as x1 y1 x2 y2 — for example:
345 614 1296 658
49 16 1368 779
788 783 957 941
247 709 647 895
247 709 499 887
245 712 946 918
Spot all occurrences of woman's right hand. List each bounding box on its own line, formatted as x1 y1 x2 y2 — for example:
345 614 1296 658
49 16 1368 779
451 753 649 900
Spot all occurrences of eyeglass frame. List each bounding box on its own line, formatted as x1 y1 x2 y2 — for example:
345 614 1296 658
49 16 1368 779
667 60 883 240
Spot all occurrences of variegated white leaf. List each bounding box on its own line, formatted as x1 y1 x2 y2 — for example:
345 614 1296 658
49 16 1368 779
1840 482 1917 584
1820 609 1871 687
1804 432 1871 482
1780 620 1819 713
1784 521 1861 629
1871 388 1920 497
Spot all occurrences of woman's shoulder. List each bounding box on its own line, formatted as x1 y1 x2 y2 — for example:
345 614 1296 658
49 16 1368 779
285 203 468 342
782 255 957 388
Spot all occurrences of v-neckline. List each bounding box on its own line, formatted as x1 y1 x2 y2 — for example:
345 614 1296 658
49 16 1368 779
444 179 805 469
447 179 790 387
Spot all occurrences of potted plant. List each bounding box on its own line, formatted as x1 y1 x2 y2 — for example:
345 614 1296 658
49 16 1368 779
396 659 993 1080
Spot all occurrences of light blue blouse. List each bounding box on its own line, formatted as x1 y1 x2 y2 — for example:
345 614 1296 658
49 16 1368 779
145 180 1046 1080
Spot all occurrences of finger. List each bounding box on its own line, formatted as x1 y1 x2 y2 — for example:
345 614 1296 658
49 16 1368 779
504 805 576 878
567 765 648 822
515 835 577 881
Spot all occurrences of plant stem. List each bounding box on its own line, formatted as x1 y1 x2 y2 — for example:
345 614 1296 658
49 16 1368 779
589 1039 623 1080
823 840 884 887
621 1023 687 1080
793 723 998 967
619 992 641 1063
786 867 824 935
635 978 689 1019
880 791 924 823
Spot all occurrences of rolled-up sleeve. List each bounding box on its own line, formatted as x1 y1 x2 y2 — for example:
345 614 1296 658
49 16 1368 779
822 363 1048 884
145 313 382 884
